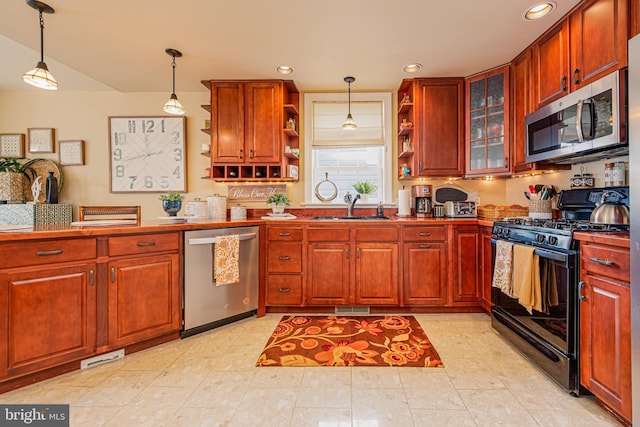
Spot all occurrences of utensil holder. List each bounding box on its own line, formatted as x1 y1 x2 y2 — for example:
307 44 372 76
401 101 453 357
529 199 552 219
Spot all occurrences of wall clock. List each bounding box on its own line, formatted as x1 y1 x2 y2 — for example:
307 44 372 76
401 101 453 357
109 116 186 193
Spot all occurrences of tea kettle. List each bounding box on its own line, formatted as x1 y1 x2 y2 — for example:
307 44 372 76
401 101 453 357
590 190 630 225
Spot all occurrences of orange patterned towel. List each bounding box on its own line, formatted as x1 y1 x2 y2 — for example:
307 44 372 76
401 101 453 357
492 240 514 296
213 234 239 286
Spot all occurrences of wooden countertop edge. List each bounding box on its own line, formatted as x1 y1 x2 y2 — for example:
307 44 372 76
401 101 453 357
573 231 630 248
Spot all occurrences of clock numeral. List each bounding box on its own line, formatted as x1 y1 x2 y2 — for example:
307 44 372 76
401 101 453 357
127 120 136 133
161 120 165 133
116 165 125 177
171 130 181 143
114 132 127 145
160 176 169 189
173 166 181 179
128 176 138 189
144 176 154 189
173 148 182 161
113 148 122 161
143 120 155 134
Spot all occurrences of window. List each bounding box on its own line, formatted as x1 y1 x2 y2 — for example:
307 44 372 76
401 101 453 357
304 92 392 205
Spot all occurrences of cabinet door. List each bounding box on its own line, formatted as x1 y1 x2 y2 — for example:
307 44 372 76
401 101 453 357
1 264 96 378
306 243 350 305
415 78 465 177
511 48 534 174
108 253 180 347
570 0 628 90
632 0 640 38
355 243 398 305
245 82 282 163
579 274 631 421
211 82 245 162
480 226 493 311
533 20 570 108
451 227 481 303
402 242 447 305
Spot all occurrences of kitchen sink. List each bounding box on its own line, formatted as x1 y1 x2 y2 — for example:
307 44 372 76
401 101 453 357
310 216 392 221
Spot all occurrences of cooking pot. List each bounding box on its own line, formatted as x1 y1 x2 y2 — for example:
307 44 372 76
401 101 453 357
590 190 629 225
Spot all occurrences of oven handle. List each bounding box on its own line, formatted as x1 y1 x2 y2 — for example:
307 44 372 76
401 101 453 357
188 233 257 245
491 239 569 263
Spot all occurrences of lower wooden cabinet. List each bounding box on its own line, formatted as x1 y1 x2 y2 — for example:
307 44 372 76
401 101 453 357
265 225 303 306
307 242 350 305
402 225 447 305
355 242 398 305
0 263 97 378
108 253 180 348
577 233 631 424
480 224 493 311
451 225 481 304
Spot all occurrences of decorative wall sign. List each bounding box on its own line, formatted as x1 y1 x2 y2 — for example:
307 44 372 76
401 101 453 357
59 140 85 165
109 116 186 193
0 134 25 158
28 128 55 153
228 184 286 202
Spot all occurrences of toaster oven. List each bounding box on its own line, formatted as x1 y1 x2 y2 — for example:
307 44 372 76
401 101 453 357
444 201 477 218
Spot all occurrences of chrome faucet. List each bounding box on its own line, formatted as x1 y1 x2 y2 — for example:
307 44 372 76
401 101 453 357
344 192 360 217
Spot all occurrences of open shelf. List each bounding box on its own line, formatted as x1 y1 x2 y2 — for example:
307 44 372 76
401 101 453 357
284 104 299 116
398 102 413 114
284 128 299 137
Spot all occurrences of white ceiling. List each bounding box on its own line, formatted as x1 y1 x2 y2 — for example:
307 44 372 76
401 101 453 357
0 0 581 93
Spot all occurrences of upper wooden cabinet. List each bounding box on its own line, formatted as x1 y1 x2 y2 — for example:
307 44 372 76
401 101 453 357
202 79 299 181
632 0 640 38
397 78 465 179
532 0 628 109
465 65 511 177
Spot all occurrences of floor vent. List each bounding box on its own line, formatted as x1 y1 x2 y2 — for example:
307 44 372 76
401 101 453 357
335 306 370 315
80 349 124 369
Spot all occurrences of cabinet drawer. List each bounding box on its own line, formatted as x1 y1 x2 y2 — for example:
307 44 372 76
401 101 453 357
108 232 180 256
402 226 447 241
355 227 398 242
0 238 97 269
307 227 350 242
266 274 302 305
267 226 303 241
267 242 302 272
581 244 630 283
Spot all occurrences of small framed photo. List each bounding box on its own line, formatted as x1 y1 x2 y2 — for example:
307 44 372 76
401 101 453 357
28 128 55 153
59 140 85 165
0 133 25 158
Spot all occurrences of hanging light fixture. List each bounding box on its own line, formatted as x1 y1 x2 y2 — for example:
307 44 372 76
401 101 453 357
163 48 185 115
23 0 57 90
342 76 357 130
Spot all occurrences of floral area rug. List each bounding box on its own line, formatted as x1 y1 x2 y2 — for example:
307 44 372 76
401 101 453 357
256 315 443 367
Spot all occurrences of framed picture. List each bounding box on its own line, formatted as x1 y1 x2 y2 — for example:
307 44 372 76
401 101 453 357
59 140 85 165
109 116 187 193
0 133 25 158
28 128 55 153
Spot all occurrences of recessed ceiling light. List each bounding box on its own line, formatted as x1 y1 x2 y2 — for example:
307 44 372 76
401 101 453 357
523 2 556 21
403 63 423 73
276 65 294 75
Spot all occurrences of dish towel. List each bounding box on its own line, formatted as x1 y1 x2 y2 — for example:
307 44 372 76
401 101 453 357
492 240 514 296
213 234 240 286
512 244 542 314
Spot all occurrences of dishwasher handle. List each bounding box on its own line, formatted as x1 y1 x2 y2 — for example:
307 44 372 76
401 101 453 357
188 233 257 246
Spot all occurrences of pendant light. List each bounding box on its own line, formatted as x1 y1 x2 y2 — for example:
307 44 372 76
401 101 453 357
23 0 57 90
163 48 185 115
342 76 357 130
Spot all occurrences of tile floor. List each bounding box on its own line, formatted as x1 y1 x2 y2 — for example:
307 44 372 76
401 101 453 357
1 313 621 426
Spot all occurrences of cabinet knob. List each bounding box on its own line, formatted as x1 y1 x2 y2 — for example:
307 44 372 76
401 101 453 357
578 281 587 301
239 149 243 160
589 257 614 266
279 255 291 261
137 241 156 247
90 269 95 286
278 287 291 293
36 249 63 256
111 267 115 283
279 232 291 237
561 76 567 92
419 232 431 237
573 69 580 85
419 244 431 249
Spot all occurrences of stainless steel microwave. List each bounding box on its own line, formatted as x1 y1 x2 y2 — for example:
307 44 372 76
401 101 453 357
525 69 627 164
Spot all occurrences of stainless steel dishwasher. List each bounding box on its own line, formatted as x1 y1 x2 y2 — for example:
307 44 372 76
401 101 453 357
182 226 259 337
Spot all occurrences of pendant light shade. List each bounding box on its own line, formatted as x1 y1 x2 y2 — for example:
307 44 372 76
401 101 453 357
342 76 357 130
23 0 57 90
163 48 185 115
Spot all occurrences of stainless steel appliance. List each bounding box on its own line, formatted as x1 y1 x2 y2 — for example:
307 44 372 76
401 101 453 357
444 201 476 218
412 185 433 217
182 226 259 337
490 187 629 395
525 69 627 164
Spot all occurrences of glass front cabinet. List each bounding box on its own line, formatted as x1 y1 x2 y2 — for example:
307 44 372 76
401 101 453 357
465 65 511 177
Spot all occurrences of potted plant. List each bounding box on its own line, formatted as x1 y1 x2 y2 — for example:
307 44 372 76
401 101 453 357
266 192 290 214
159 191 185 216
352 180 377 203
0 158 36 202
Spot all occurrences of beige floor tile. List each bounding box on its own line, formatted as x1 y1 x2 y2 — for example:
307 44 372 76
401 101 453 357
228 387 297 426
1 384 92 405
69 406 122 427
150 354 222 388
250 366 305 388
216 345 265 371
352 387 414 427
401 370 466 410
530 409 620 426
444 358 507 390
291 407 352 426
182 370 255 408
458 389 539 426
119 342 188 371
352 366 401 389
168 407 237 427
411 408 477 426
72 370 161 406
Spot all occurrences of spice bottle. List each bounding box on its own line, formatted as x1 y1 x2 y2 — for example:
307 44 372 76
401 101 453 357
612 161 625 186
377 201 384 217
604 163 614 187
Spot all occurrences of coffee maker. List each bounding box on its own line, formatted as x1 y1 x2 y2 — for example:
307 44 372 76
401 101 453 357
412 185 433 217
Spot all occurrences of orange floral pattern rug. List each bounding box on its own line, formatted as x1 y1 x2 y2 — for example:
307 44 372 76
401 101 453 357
256 315 443 367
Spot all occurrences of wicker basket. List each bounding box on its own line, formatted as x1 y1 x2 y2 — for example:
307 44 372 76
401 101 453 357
477 204 528 220
0 172 26 202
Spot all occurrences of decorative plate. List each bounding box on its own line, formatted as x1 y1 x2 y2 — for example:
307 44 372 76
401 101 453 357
22 158 63 203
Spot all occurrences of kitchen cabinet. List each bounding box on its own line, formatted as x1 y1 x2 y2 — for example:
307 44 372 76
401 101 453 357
465 65 510 177
265 225 303 306
532 0 628 108
632 0 640 38
479 224 493 311
107 232 181 348
402 225 447 305
397 78 465 178
576 233 631 424
305 225 399 306
0 238 97 382
451 225 481 304
202 79 299 181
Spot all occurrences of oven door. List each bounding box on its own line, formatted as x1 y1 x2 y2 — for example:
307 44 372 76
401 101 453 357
491 242 578 355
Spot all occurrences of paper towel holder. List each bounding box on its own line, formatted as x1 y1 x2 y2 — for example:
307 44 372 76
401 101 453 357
397 189 412 217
